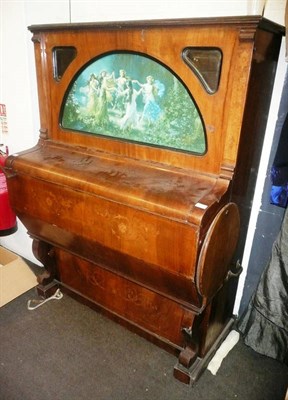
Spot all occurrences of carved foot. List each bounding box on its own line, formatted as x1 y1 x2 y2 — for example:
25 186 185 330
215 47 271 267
174 317 235 385
173 316 199 384
174 336 199 384
32 239 58 298
37 281 59 299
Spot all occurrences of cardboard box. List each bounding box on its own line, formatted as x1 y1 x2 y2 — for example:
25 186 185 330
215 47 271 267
0 246 37 307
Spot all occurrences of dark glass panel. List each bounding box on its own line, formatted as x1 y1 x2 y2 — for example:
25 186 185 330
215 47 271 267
53 47 77 81
183 48 222 94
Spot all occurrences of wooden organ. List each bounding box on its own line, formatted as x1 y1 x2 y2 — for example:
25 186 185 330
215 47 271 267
5 16 284 384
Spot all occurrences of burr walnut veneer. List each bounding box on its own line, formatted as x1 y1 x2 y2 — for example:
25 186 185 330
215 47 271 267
5 16 284 384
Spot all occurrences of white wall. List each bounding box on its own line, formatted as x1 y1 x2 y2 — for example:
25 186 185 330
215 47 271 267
0 0 286 310
70 0 247 22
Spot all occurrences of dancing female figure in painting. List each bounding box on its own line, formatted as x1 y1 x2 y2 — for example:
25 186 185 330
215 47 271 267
133 75 164 126
86 74 100 115
95 70 115 126
113 69 128 116
120 79 140 130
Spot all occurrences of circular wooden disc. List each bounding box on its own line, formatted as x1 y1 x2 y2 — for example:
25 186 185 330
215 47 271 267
196 202 240 298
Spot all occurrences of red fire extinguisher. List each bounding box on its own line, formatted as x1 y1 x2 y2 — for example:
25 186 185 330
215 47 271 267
0 146 17 236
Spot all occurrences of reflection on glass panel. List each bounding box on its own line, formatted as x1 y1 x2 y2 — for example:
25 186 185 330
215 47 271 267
182 48 222 94
53 47 77 81
61 52 206 154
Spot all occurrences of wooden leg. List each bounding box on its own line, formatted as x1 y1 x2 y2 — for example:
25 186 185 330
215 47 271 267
173 311 199 384
174 316 234 385
173 296 235 385
32 239 58 298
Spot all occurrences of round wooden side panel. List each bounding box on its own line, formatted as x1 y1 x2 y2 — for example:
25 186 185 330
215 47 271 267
196 202 240 299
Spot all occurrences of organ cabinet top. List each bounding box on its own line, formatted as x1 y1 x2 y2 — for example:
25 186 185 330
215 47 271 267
5 16 284 385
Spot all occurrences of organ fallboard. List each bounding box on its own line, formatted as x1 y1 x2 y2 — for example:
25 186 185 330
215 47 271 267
5 16 284 384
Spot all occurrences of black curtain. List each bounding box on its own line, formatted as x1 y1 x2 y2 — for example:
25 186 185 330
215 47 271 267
238 111 288 364
238 207 288 364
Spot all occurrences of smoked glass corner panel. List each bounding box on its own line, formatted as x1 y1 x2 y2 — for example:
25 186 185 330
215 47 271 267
61 52 206 154
182 48 222 94
53 47 77 81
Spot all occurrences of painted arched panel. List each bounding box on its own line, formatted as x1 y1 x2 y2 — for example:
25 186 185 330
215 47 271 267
61 52 206 154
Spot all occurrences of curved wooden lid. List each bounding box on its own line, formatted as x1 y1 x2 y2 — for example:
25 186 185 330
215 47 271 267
196 202 240 298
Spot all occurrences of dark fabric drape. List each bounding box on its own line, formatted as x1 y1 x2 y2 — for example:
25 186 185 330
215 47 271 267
239 100 288 362
238 208 288 364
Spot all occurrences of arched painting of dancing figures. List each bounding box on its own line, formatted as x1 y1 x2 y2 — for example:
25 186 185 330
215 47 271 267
61 52 206 154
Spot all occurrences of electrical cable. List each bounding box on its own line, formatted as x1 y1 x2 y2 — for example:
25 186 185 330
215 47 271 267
27 288 63 311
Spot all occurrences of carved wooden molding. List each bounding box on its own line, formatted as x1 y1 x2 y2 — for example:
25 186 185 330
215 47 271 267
39 128 48 140
239 26 257 41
